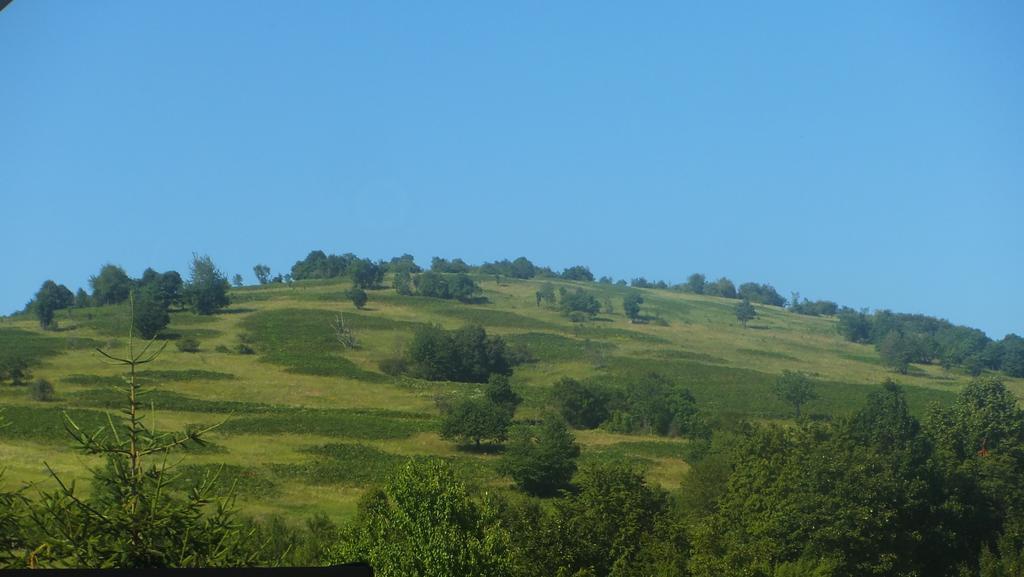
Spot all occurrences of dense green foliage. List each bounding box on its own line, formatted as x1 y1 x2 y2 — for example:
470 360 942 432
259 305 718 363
480 257 537 279
252 264 271 285
560 288 600 317
33 280 73 329
835 308 1021 377
405 324 513 383
327 459 514 577
737 282 786 307
411 271 481 301
704 276 737 298
550 377 612 429
186 254 231 315
623 292 643 322
689 379 1024 577
561 265 594 282
772 370 818 418
441 397 512 448
499 415 580 496
735 298 756 327
89 264 133 306
347 287 368 309
132 287 170 339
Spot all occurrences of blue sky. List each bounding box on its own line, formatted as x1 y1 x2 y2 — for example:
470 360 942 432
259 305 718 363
1 2 1021 338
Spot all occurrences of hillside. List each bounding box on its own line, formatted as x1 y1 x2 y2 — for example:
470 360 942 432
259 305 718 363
1 274 1020 523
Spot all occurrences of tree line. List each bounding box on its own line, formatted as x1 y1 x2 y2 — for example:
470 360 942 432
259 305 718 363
838 308 1024 377
18 249 1021 378
24 254 231 338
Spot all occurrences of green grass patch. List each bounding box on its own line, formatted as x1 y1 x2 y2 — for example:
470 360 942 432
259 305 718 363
70 388 269 414
272 443 405 486
0 406 113 442
572 326 672 344
736 348 802 362
599 356 955 419
504 332 616 363
217 408 437 439
241 309 388 381
0 327 66 366
172 464 279 498
649 349 727 364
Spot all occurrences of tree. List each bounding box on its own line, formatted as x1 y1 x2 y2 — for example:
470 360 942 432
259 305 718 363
347 287 368 309
156 270 184 310
414 271 449 299
28 303 261 568
186 253 230 315
686 273 706 294
510 256 536 279
705 277 737 299
561 265 594 282
551 377 610 429
387 253 421 274
878 330 913 374
132 287 170 339
837 308 873 343
349 258 383 289
623 292 644 322
393 270 414 296
926 377 1024 563
735 299 756 328
560 288 600 317
231 274 244 288
90 264 133 305
74 287 91 308
327 459 513 577
34 280 73 329
607 373 708 438
253 264 271 285
406 324 512 383
557 461 672 577
441 397 512 449
773 370 818 419
499 415 580 496
738 282 786 307
535 283 556 307
431 257 471 273
0 356 30 386
485 374 522 415
448 274 481 302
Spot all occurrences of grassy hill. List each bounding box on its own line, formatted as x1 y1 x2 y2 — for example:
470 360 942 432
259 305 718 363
1 274 1019 523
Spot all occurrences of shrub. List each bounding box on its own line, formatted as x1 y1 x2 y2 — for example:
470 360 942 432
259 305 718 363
30 379 55 402
176 337 200 353
346 287 368 309
214 344 232 354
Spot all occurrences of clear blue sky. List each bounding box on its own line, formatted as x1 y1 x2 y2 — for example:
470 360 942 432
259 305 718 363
1 2 1021 338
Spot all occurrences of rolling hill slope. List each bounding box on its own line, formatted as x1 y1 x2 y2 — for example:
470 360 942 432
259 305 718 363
1 274 1018 522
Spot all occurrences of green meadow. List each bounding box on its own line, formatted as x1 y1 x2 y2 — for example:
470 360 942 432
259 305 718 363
1 274 1017 524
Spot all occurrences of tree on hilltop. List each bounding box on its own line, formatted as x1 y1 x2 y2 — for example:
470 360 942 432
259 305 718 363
34 280 74 329
90 264 133 306
253 264 271 285
186 254 230 315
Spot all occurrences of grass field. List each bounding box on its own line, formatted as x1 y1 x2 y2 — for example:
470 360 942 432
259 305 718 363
1 274 1019 525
